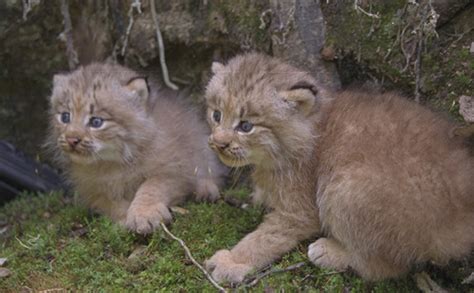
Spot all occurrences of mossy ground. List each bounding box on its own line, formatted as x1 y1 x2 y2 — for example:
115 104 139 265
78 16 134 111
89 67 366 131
1 191 472 292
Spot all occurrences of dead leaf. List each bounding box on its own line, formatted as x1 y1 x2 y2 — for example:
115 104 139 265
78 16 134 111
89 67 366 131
128 245 148 260
451 124 474 138
414 272 448 293
126 245 149 273
0 226 9 235
321 46 336 61
70 227 88 238
459 95 474 123
223 195 244 208
264 286 275 293
170 206 189 215
462 272 474 285
0 267 11 278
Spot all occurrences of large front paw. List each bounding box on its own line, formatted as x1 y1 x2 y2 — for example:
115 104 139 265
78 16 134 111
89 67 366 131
205 249 253 284
125 202 172 234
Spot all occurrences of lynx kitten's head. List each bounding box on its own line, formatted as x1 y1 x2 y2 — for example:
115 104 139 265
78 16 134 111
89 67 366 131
48 63 153 165
205 53 328 168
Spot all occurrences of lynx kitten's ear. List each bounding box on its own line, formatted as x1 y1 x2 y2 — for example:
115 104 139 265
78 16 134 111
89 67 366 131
51 73 69 100
125 76 149 102
53 73 68 88
211 62 225 75
280 81 319 116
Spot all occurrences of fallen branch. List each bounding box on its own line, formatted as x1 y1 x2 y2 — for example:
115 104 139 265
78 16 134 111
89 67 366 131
243 261 306 287
159 223 227 292
149 0 179 90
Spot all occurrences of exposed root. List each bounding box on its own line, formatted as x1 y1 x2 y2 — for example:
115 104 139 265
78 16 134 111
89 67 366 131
121 0 142 57
386 0 440 101
22 0 41 22
149 0 179 91
59 0 79 70
354 0 380 19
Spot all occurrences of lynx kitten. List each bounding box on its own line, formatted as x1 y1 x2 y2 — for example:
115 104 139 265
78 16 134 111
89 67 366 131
204 53 474 283
47 63 225 234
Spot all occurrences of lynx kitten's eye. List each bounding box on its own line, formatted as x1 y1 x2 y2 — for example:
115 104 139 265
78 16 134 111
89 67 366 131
238 121 253 133
60 112 70 123
89 117 104 128
213 110 221 123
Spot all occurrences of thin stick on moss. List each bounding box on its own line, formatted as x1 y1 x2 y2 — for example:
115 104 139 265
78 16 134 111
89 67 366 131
243 261 306 287
159 223 227 292
149 0 179 91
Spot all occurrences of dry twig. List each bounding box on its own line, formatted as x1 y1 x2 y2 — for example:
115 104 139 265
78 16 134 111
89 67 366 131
149 0 179 90
243 261 306 287
159 223 227 292
354 0 380 19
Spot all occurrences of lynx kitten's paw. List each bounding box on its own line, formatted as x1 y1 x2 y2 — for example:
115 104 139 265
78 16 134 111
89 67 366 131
308 238 349 272
195 179 221 202
205 249 253 284
125 202 172 234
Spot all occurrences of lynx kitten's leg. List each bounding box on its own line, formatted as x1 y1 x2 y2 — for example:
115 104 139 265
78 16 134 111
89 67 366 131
206 211 319 283
308 238 350 272
126 178 185 234
249 185 266 205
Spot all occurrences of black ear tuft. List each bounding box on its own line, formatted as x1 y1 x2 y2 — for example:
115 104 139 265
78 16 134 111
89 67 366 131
289 81 318 96
280 80 320 116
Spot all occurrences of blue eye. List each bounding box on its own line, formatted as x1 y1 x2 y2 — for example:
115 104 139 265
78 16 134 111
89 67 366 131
213 110 221 123
60 112 70 123
238 121 253 133
89 117 104 128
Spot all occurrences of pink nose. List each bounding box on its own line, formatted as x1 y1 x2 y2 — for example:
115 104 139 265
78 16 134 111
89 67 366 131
208 136 230 150
66 137 81 147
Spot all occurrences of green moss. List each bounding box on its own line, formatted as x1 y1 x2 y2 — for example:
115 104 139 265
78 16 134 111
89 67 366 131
323 1 474 120
0 192 471 291
212 0 270 50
